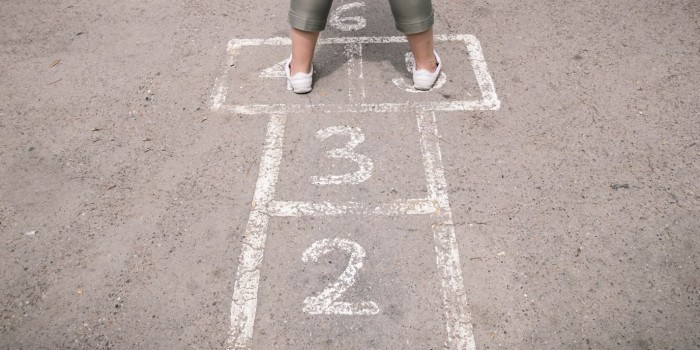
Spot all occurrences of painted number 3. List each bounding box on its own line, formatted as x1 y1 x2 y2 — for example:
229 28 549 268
302 238 379 315
311 126 374 185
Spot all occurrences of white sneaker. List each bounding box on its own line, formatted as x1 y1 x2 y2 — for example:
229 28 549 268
412 51 442 91
285 55 313 94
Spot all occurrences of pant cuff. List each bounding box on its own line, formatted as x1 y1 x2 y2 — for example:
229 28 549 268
395 10 434 34
289 11 327 32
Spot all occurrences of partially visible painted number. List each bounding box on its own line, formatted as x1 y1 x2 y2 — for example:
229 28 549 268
329 2 366 31
311 126 374 185
302 238 379 315
259 59 288 78
258 58 294 91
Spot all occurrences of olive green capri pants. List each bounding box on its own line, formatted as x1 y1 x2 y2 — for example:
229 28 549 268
289 0 434 34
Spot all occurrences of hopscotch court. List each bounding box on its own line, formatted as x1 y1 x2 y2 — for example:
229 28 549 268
210 3 501 349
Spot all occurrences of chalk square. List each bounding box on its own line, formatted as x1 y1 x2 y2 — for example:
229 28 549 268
217 43 353 109
358 41 481 104
273 113 429 204
253 216 448 350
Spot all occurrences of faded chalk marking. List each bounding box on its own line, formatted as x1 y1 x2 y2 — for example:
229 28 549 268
210 34 500 113
259 58 293 91
417 111 476 350
311 126 373 185
211 75 229 111
266 199 437 217
259 58 288 78
221 100 497 115
227 114 286 350
345 43 365 102
225 34 483 47
329 2 367 31
302 238 379 315
465 38 500 110
210 52 236 111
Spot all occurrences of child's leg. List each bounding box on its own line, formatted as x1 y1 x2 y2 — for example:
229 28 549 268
289 0 334 74
389 0 437 72
291 28 320 75
406 27 437 72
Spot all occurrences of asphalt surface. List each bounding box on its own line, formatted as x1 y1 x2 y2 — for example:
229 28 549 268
1 0 699 349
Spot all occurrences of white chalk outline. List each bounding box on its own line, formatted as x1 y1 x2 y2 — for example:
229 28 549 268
227 111 476 350
228 114 286 350
210 34 500 113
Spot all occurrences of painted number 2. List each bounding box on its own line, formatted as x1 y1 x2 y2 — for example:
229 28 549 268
302 238 379 315
311 126 374 185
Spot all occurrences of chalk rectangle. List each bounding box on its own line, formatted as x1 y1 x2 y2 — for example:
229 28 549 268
273 112 429 204
211 35 500 114
227 112 477 350
253 216 449 350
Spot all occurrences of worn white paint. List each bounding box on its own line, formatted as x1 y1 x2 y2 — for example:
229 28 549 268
220 100 498 114
225 34 487 47
464 37 500 111
345 43 366 102
311 126 373 185
210 34 500 113
211 52 236 110
259 58 288 78
210 75 228 111
302 238 379 315
227 114 286 350
259 58 294 91
329 2 367 31
266 199 437 217
417 111 476 350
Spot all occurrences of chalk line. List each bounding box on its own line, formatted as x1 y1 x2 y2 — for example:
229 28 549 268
417 111 476 350
227 114 286 350
225 34 474 48
345 43 366 102
218 100 498 115
266 199 437 217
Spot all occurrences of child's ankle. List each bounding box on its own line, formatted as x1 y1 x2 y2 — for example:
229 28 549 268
290 61 312 75
415 60 438 72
